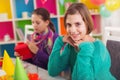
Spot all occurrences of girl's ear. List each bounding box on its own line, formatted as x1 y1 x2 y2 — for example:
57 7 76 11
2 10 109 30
45 20 49 26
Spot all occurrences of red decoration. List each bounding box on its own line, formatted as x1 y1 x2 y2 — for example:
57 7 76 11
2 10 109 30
14 42 33 60
28 73 40 80
0 57 3 67
90 0 106 5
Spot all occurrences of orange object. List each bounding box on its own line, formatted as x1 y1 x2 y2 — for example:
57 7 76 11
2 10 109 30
28 73 39 80
14 42 33 60
60 17 67 35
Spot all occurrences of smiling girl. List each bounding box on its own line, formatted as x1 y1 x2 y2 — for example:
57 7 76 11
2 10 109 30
48 3 116 80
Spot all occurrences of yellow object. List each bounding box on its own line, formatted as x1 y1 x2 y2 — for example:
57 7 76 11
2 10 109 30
2 50 14 80
0 75 13 80
105 0 120 11
80 0 99 9
0 0 12 19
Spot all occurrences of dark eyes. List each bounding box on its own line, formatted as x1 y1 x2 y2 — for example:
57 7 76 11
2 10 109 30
32 21 40 25
66 22 81 28
36 22 40 25
66 23 71 27
75 22 81 27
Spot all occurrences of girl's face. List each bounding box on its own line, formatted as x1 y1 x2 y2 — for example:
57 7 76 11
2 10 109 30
66 13 87 41
31 14 49 34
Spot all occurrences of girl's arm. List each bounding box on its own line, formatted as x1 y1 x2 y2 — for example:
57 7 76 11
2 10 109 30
48 36 70 76
26 40 50 68
72 42 95 80
33 33 59 67
32 48 49 65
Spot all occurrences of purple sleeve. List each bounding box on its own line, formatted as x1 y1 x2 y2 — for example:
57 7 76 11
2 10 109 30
32 33 59 69
32 47 49 69
53 33 59 43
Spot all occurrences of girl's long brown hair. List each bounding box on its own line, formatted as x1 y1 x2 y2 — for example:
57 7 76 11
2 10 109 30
32 8 55 33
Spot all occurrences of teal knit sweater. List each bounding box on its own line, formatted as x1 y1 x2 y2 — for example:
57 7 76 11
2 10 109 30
48 36 116 80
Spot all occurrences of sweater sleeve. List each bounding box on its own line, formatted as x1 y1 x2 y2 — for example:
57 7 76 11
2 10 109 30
72 42 95 80
33 48 49 64
31 45 50 70
48 36 70 77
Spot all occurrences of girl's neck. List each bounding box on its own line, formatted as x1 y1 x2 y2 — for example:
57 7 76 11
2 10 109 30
38 28 49 35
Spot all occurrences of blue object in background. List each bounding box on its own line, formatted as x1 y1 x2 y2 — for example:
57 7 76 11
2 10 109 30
51 18 59 34
0 44 15 57
15 0 34 18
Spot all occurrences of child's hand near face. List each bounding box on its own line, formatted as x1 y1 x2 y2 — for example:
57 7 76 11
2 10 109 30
26 40 39 54
63 35 74 46
73 35 95 47
63 35 94 48
63 35 78 48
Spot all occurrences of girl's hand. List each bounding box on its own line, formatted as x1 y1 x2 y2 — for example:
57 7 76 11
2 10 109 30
63 35 94 49
14 52 23 59
63 35 76 47
73 35 95 47
26 40 39 54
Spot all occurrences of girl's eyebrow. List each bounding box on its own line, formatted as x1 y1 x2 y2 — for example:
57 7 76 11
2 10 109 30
66 23 71 25
75 22 81 24
66 23 70 24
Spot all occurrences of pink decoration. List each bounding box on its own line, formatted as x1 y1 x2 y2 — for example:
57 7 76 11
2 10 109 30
65 2 72 10
0 22 14 39
41 0 47 4
25 0 29 5
36 0 57 15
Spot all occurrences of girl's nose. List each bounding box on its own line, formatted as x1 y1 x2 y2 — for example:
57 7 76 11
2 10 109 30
70 26 76 33
32 23 37 28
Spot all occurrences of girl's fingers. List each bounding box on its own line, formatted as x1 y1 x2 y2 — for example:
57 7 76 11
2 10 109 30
20 56 23 60
26 40 30 45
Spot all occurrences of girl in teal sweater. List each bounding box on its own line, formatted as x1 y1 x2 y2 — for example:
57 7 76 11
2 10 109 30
48 3 116 80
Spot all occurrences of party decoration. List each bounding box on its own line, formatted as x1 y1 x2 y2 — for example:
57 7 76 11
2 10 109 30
59 0 64 5
41 0 47 4
28 73 39 80
2 50 15 78
65 2 72 10
81 0 99 9
14 42 33 60
100 5 111 17
90 0 106 5
25 0 29 5
14 57 29 80
105 0 120 11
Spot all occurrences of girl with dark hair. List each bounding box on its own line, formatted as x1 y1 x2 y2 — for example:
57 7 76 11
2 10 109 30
48 3 116 80
15 8 58 70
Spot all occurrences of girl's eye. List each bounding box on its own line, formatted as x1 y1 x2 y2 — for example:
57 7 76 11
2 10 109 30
36 22 40 25
75 22 81 27
66 23 71 28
